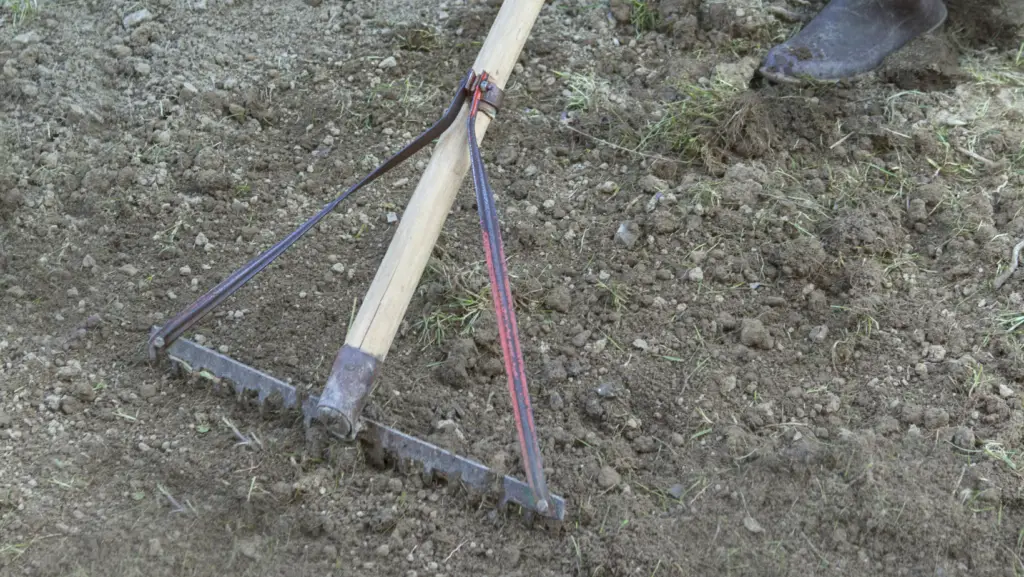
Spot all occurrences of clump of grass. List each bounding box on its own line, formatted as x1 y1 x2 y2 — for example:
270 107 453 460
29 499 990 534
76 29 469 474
397 27 437 53
556 70 609 113
981 440 1021 473
596 279 633 314
413 259 489 347
999 312 1024 334
630 0 659 36
1 0 39 27
638 78 756 169
415 288 488 347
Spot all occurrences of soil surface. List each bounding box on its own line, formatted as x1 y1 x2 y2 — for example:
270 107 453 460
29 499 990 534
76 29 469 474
2 0 1024 575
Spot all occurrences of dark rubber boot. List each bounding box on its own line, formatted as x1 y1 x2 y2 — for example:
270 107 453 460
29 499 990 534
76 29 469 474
759 0 948 83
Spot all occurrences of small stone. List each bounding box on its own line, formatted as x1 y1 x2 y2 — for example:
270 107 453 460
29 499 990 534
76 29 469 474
67 104 86 121
179 265 192 276
60 397 84 414
331 263 346 274
20 82 38 98
544 286 571 313
610 0 631 22
596 379 623 398
0 412 11 428
824 394 840 414
13 31 41 45
639 174 669 193
584 397 604 418
632 338 649 351
138 442 152 452
633 436 656 453
119 264 139 276
378 56 398 69
194 232 209 247
548 392 564 410
6 286 26 298
809 325 828 343
572 330 591 347
375 544 390 557
926 344 946 362
951 426 975 451
597 466 621 489
544 358 568 383
123 9 153 28
154 131 171 145
739 318 774 350
667 484 684 500
110 44 132 59
179 82 199 102
497 146 519 166
670 432 685 446
998 384 1014 398
743 516 765 533
387 478 403 493
83 255 97 268
597 181 618 194
238 539 260 560
615 221 639 248
139 383 158 399
72 382 96 402
57 360 83 381
719 375 737 394
134 62 151 76
686 267 704 282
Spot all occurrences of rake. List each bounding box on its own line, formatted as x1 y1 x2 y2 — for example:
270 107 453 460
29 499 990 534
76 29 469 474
145 0 565 520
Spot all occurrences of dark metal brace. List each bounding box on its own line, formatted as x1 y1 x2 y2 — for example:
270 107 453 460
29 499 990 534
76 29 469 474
146 68 484 360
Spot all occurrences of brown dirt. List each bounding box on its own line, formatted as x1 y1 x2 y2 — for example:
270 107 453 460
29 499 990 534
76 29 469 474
2 0 1024 576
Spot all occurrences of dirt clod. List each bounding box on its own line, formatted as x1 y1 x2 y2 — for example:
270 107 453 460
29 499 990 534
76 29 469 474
924 407 950 429
597 466 622 489
544 286 572 313
739 318 773 350
952 426 976 450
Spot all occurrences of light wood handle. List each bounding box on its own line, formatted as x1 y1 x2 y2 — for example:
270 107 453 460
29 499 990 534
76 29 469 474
344 0 543 360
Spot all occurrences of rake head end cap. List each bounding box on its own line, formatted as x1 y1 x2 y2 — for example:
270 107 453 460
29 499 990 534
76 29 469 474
316 344 380 440
535 498 549 515
315 405 357 441
145 327 166 362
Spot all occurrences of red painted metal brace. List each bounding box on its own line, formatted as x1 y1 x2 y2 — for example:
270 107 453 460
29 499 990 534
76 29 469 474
466 71 552 515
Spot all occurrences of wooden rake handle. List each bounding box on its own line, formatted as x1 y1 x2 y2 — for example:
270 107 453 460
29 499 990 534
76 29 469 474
314 0 545 439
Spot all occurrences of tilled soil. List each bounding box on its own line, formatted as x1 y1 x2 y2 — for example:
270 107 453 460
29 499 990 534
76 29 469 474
2 0 1024 575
